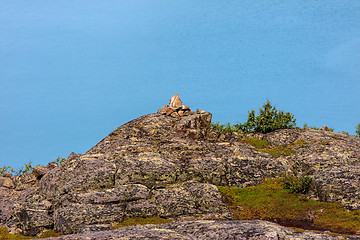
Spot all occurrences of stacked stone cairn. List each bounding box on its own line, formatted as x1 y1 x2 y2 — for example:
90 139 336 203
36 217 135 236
158 94 194 117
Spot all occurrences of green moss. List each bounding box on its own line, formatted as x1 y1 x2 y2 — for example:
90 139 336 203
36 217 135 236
0 227 29 239
37 230 62 238
240 138 269 149
218 179 360 235
0 227 62 239
111 217 172 230
291 140 309 148
258 145 296 157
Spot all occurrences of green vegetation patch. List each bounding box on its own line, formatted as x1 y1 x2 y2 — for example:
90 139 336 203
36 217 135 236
239 137 297 158
291 140 309 148
240 138 270 149
0 227 61 239
111 217 173 230
218 179 360 235
258 145 296 157
356 123 360 137
211 100 296 134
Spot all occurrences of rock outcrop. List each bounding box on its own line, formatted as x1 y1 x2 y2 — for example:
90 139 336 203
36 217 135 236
0 95 359 238
45 220 360 240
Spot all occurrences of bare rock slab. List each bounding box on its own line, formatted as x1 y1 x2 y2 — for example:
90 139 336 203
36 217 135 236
43 220 358 240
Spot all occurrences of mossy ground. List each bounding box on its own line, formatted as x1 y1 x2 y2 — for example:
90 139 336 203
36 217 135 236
111 217 173 230
218 179 360 235
240 137 270 149
240 137 297 157
0 228 61 239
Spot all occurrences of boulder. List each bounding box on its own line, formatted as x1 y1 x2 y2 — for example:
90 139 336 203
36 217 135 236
321 125 330 131
32 165 48 180
0 176 15 189
67 152 80 161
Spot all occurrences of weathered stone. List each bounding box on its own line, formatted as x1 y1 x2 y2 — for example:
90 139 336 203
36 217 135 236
2 172 13 178
40 220 356 240
169 94 182 110
0 197 22 234
170 111 179 118
181 105 190 110
15 209 54 236
46 161 59 169
54 204 125 234
38 158 117 203
321 125 330 131
72 184 150 204
32 165 48 180
67 152 79 161
18 172 37 184
0 176 15 189
77 224 111 234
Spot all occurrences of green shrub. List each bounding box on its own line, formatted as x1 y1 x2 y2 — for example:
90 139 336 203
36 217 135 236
302 123 319 130
1 161 35 176
211 101 296 134
356 123 360 137
235 100 296 133
55 156 66 165
282 173 312 194
16 160 34 175
0 166 14 176
210 122 237 134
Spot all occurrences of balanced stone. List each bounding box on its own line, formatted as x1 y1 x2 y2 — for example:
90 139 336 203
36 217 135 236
169 94 182 109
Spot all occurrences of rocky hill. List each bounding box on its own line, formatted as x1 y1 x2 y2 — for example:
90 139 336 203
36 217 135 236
1 97 360 239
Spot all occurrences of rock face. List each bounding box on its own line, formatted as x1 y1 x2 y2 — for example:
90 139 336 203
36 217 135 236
44 220 359 240
0 103 360 238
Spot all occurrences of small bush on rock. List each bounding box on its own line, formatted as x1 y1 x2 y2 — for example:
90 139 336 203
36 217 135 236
236 100 296 133
211 101 296 134
282 173 312 194
210 122 239 134
55 156 66 165
356 123 360 137
0 166 14 176
16 160 34 175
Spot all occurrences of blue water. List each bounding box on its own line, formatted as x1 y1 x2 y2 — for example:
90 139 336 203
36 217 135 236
0 1 359 168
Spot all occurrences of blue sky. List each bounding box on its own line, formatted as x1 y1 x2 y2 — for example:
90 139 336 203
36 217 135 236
1 1 359 169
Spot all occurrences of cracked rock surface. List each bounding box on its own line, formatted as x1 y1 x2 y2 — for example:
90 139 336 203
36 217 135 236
45 220 360 240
